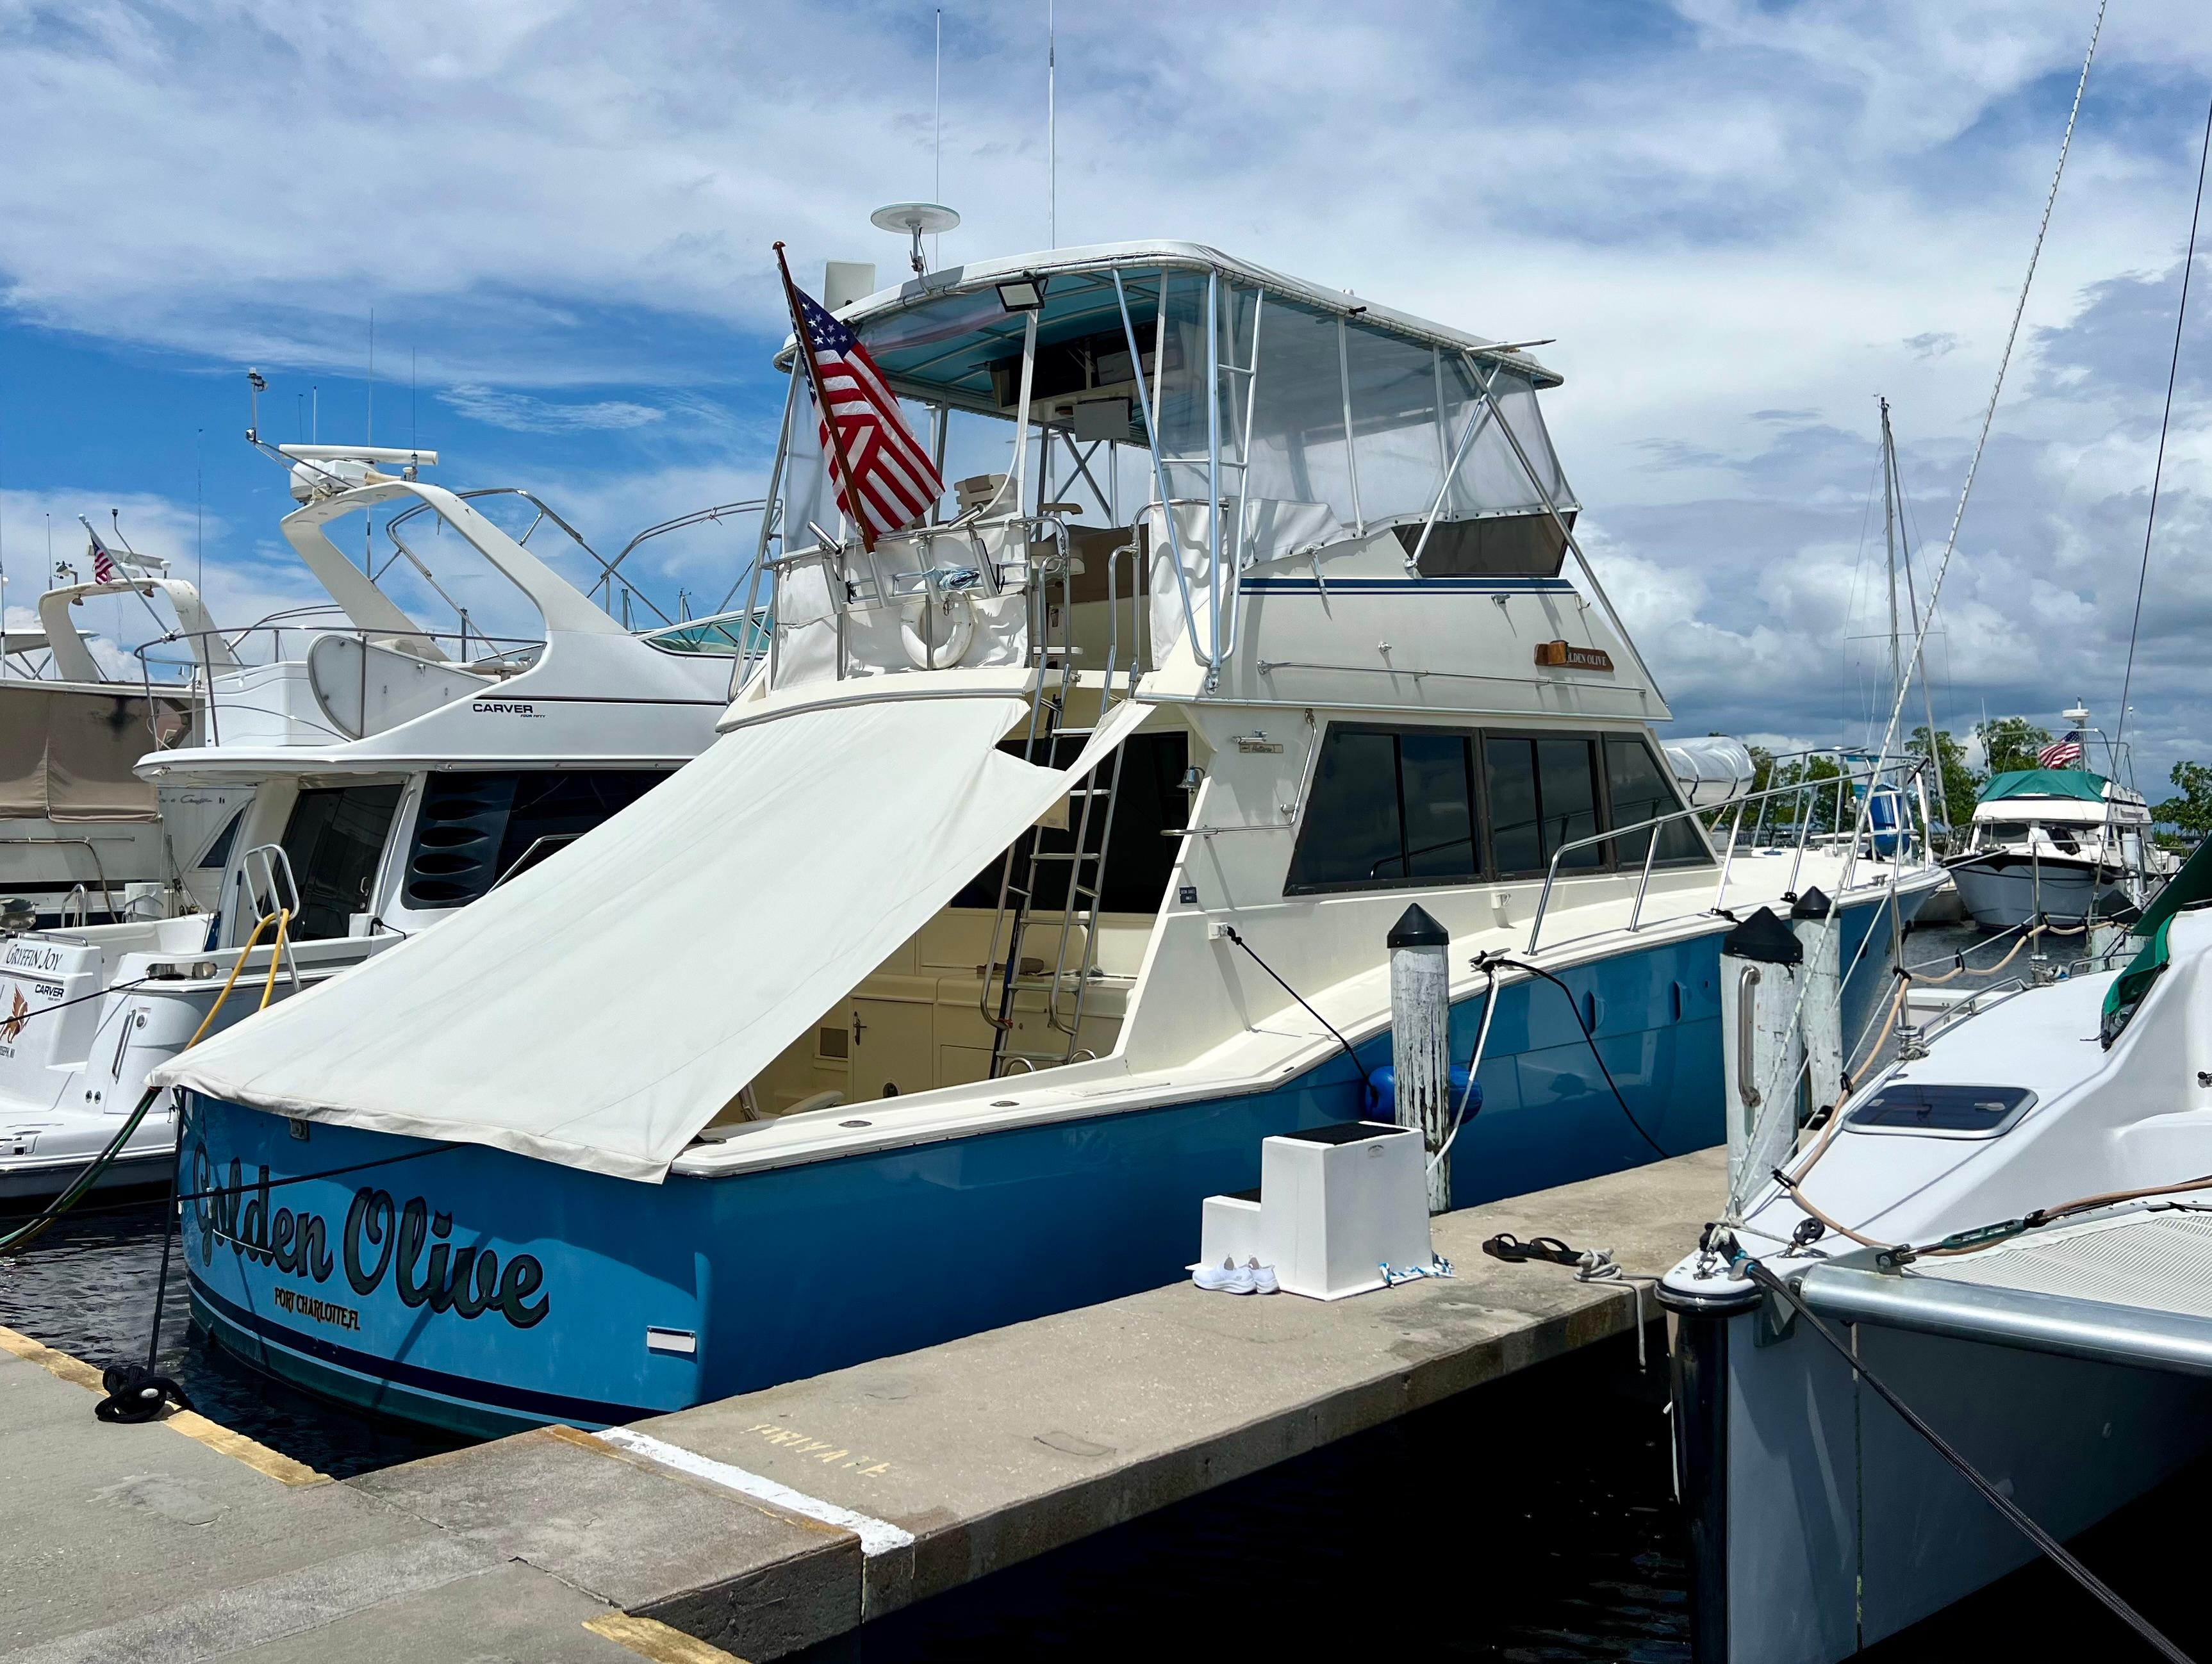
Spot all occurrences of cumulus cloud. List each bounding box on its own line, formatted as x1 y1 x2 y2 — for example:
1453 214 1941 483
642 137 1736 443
4 0 2212 783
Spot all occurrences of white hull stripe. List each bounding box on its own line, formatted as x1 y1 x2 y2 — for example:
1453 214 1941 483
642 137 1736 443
594 1426 916 1556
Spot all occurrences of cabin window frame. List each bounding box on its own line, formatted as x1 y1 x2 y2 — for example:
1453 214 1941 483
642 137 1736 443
1282 721 1709 897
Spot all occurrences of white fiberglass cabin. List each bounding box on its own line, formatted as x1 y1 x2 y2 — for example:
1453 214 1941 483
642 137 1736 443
164 245 1948 1433
0 445 757 1198
1 572 249 927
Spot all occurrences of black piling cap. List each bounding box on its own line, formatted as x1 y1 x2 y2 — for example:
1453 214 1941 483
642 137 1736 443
1388 903 1450 950
1721 905 1803 966
1790 886 1833 921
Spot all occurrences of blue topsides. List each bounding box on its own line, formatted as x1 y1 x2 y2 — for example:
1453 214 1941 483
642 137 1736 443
182 894 1910 1437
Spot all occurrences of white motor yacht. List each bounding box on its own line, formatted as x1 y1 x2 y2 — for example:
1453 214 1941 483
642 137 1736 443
1 563 250 927
0 444 761 1199
158 242 1948 1434
1945 710 2168 931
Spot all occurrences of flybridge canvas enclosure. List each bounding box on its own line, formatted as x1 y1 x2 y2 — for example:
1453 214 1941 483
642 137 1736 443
1978 768 2111 805
0 687 189 821
775 244 1577 677
155 695 1144 1181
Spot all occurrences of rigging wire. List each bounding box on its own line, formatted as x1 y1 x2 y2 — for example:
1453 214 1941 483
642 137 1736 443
1728 0 2108 1220
2114 81 2212 759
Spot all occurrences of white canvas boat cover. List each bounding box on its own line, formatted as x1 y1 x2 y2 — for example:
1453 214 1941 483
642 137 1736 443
154 693 1144 1181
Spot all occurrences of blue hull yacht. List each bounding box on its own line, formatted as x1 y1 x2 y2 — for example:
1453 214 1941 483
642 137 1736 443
161 243 1945 1434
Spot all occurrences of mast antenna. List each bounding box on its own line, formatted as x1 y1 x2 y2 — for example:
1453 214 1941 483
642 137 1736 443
1046 0 1056 247
934 10 943 266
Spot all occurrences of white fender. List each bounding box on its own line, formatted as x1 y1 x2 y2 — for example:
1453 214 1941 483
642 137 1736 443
901 593 976 670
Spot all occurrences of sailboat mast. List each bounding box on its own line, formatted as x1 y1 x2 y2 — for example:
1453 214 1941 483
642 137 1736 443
1880 395 1902 717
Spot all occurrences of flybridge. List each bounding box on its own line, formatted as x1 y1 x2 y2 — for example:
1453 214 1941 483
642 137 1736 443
745 239 1660 701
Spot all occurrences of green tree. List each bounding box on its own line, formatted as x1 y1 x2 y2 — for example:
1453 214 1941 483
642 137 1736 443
1908 726 1983 836
1747 745 1777 797
2156 760 2212 839
1757 752 1849 835
1977 716 2053 776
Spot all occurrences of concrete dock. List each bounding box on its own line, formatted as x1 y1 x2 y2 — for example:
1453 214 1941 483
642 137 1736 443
1 1148 1721 1663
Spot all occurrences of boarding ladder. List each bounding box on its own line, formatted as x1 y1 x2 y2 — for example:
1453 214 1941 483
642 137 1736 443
978 520 1141 1076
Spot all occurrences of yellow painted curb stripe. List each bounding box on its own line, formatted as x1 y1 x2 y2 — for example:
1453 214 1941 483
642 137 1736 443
0 1322 105 1392
163 1408 328 1486
584 1611 750 1663
0 1322 328 1486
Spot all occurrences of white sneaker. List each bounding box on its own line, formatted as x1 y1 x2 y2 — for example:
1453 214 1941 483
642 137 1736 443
1193 1256 1257 1294
1245 1258 1280 1295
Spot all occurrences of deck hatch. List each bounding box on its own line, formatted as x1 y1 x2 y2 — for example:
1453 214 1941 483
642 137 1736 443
1845 1082 2036 1138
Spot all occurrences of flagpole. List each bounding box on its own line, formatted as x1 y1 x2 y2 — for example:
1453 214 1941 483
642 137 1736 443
772 241 877 555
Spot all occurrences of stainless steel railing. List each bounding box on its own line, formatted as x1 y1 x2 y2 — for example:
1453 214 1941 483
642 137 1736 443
1525 754 1935 955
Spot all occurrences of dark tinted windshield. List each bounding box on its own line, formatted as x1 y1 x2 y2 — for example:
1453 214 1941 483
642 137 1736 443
403 770 673 910
279 784 403 939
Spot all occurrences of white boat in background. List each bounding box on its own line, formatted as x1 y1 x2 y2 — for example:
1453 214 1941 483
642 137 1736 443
1943 707 2169 931
159 240 1946 1433
0 443 763 1199
1 564 250 927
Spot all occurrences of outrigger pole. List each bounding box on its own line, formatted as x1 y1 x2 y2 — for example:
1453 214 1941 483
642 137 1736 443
772 241 877 555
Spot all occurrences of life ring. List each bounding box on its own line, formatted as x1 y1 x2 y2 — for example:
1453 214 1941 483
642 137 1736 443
902 592 975 670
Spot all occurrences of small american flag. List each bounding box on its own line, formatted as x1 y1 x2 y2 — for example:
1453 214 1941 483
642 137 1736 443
2038 732 2084 768
87 530 117 584
776 247 941 547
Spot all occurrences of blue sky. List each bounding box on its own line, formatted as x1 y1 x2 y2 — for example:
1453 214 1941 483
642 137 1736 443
6 0 2212 791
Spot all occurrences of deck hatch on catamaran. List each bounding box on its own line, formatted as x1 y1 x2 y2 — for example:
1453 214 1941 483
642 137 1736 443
152 694 1144 1181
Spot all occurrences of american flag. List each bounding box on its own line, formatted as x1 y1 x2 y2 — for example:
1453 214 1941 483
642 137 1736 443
87 528 117 584
787 279 942 545
2038 732 2084 768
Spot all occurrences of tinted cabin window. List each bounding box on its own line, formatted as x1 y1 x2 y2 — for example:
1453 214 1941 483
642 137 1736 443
1288 729 1403 887
1399 731 1478 878
1391 513 1571 579
1537 739 1601 868
1484 738 1542 876
198 808 244 872
1292 724 1710 894
1604 737 1704 864
1286 727 1478 892
1486 736 1604 874
404 770 672 911
279 784 402 939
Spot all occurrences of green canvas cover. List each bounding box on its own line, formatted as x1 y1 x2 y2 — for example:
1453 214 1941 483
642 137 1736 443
1978 768 2109 805
2102 915 2174 1047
